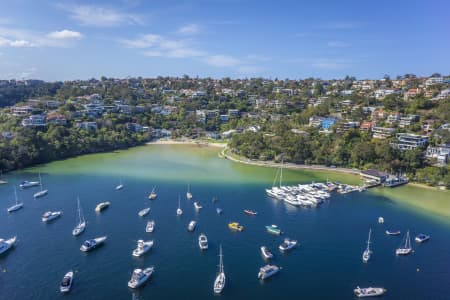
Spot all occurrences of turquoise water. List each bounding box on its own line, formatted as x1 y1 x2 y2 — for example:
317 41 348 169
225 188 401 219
0 145 449 299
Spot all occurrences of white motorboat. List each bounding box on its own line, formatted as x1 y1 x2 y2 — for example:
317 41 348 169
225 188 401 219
396 230 412 255
378 217 384 224
386 230 401 236
198 233 208 250
72 197 86 236
80 236 107 252
177 196 183 216
60 271 74 293
216 208 223 214
258 264 280 280
33 172 48 198
354 286 386 298
0 236 16 255
260 246 274 259
213 245 225 294
146 220 155 233
95 201 110 213
188 220 197 232
128 267 154 289
279 238 297 252
19 180 40 189
42 211 62 222
415 234 430 243
132 239 154 257
186 183 193 200
362 228 372 263
194 202 202 210
138 207 151 217
115 178 124 190
7 186 23 213
148 186 157 200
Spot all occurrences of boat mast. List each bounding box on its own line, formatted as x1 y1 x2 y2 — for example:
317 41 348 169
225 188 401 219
367 228 371 251
14 186 18 204
39 172 43 191
279 160 283 188
272 167 280 188
219 244 224 274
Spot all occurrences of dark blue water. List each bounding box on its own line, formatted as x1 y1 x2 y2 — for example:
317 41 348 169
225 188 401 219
1 155 449 299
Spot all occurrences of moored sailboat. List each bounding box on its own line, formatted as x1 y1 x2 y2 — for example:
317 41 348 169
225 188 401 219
396 230 412 255
72 197 86 236
362 228 372 263
7 186 23 213
177 196 183 216
213 245 226 294
148 186 157 200
186 183 193 200
33 172 48 198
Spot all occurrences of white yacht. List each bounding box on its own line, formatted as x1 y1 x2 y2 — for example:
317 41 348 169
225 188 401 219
354 286 386 298
279 238 297 252
194 202 202 210
128 267 154 289
213 245 225 294
60 271 74 293
146 220 155 233
258 264 280 280
186 183 193 200
7 186 23 213
33 172 48 198
362 228 372 263
260 246 274 259
138 207 151 217
19 180 40 189
176 196 183 216
198 233 208 250
132 239 154 257
80 236 107 252
396 230 413 255
0 236 16 255
95 201 110 213
42 211 62 222
188 220 197 232
72 197 86 236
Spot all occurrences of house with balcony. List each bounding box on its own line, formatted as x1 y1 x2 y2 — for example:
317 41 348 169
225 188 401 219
399 115 419 128
372 127 395 139
22 114 46 127
425 144 450 165
390 133 428 150
11 105 33 116
76 121 98 131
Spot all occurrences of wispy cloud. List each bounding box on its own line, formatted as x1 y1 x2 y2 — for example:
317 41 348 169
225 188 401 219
61 4 142 27
247 54 271 62
46 29 83 40
311 58 351 69
317 22 361 30
177 24 200 35
0 27 83 48
327 40 350 48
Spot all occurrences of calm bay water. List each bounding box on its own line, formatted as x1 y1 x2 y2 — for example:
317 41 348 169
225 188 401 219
1 145 449 299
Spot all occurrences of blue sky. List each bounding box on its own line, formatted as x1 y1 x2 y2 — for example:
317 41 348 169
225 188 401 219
0 0 449 80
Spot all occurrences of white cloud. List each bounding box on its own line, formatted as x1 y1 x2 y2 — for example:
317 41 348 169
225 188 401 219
327 41 350 48
121 34 161 48
142 50 163 57
46 29 83 40
0 36 35 47
205 55 241 67
62 4 142 27
247 54 271 62
177 24 200 35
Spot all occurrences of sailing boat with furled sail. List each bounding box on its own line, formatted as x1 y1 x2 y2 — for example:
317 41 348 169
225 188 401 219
362 228 372 262
214 244 226 294
72 197 86 236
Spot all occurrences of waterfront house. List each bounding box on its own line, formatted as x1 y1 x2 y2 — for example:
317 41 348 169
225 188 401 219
360 169 388 184
425 144 450 165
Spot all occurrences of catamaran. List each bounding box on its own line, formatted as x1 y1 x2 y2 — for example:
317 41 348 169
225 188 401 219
115 178 124 190
186 183 193 200
72 197 86 236
362 228 372 263
128 267 154 289
33 172 48 198
0 236 16 255
148 186 157 200
177 196 183 216
258 264 280 280
7 186 23 213
213 245 226 294
396 230 412 255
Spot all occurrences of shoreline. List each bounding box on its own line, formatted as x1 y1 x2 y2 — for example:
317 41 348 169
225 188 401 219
146 138 227 148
